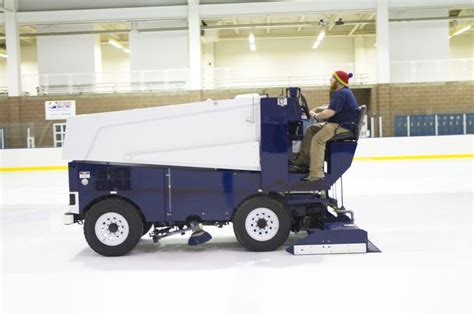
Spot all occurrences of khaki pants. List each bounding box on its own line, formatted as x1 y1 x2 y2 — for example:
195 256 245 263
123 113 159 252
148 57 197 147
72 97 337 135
294 122 350 178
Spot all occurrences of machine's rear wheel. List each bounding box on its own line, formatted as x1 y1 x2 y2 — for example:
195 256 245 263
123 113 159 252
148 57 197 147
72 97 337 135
233 196 290 251
84 199 144 256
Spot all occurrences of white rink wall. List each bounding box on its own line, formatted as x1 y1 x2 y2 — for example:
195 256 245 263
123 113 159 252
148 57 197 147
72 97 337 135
346 135 473 195
0 135 472 206
0 147 66 168
1 135 472 167
355 135 473 157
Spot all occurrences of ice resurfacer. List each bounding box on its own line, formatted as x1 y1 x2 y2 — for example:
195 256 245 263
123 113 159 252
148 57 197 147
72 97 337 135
63 88 380 256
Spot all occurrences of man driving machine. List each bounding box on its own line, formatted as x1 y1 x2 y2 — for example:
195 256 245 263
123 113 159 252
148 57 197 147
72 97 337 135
292 70 360 183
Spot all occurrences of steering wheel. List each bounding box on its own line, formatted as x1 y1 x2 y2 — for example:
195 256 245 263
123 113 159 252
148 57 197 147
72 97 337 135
299 94 311 120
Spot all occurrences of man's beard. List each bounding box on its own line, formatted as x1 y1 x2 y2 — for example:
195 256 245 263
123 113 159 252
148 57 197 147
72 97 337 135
330 80 338 91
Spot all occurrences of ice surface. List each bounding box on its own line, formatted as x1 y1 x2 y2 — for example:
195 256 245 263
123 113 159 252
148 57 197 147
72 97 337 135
1 159 473 313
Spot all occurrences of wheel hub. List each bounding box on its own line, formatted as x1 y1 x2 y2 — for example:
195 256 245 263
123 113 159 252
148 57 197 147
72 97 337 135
244 207 280 242
256 218 267 229
94 212 130 246
108 223 118 233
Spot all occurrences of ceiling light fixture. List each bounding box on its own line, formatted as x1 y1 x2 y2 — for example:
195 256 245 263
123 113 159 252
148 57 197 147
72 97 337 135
312 30 326 49
0 53 7 59
449 25 472 38
248 33 255 44
108 39 123 49
316 30 326 42
249 32 256 51
108 39 130 54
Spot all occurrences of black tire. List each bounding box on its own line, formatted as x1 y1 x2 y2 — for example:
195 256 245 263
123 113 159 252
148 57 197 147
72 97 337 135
233 196 290 251
84 198 144 257
142 222 153 236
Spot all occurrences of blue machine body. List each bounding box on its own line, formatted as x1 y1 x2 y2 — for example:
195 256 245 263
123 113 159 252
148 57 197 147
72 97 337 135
69 162 261 223
69 95 355 223
67 90 378 254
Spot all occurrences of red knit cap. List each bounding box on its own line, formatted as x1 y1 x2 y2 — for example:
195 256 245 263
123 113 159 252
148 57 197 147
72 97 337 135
333 70 353 86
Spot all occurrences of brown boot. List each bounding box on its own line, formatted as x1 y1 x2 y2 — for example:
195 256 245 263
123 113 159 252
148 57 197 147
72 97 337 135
302 175 325 183
290 154 309 168
290 164 309 173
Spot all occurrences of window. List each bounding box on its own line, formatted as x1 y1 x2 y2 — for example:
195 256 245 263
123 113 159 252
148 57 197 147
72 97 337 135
53 123 66 147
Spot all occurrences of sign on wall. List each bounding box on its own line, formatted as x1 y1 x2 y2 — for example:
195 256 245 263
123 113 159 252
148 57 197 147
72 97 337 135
45 100 76 120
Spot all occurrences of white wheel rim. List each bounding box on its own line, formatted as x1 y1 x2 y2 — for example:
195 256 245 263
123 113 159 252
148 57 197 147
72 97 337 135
94 212 129 246
245 207 280 241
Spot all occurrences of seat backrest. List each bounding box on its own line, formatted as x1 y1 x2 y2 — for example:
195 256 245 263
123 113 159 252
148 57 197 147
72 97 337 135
327 105 368 142
354 105 367 139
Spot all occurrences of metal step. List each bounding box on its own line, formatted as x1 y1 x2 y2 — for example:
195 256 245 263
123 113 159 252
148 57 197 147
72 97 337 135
286 224 381 255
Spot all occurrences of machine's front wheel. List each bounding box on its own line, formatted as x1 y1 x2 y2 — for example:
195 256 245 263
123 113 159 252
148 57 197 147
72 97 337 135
84 199 144 256
233 196 290 251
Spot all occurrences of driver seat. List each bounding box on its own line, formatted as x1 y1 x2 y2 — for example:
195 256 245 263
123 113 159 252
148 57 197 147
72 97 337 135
330 105 367 141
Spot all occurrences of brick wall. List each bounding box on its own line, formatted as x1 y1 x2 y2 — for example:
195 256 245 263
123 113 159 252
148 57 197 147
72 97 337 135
0 81 472 148
376 81 474 137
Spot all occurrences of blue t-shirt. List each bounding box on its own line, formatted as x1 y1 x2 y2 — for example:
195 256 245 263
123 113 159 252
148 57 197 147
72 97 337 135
327 87 360 131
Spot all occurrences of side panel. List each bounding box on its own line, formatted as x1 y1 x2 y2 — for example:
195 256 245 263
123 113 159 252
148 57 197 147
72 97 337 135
120 167 167 222
63 97 261 171
260 97 290 191
326 141 358 183
170 169 260 222
72 162 167 222
287 141 357 191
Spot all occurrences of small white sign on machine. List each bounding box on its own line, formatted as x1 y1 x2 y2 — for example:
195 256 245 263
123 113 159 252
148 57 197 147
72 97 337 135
293 243 367 255
79 171 90 179
277 97 287 107
45 100 76 120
